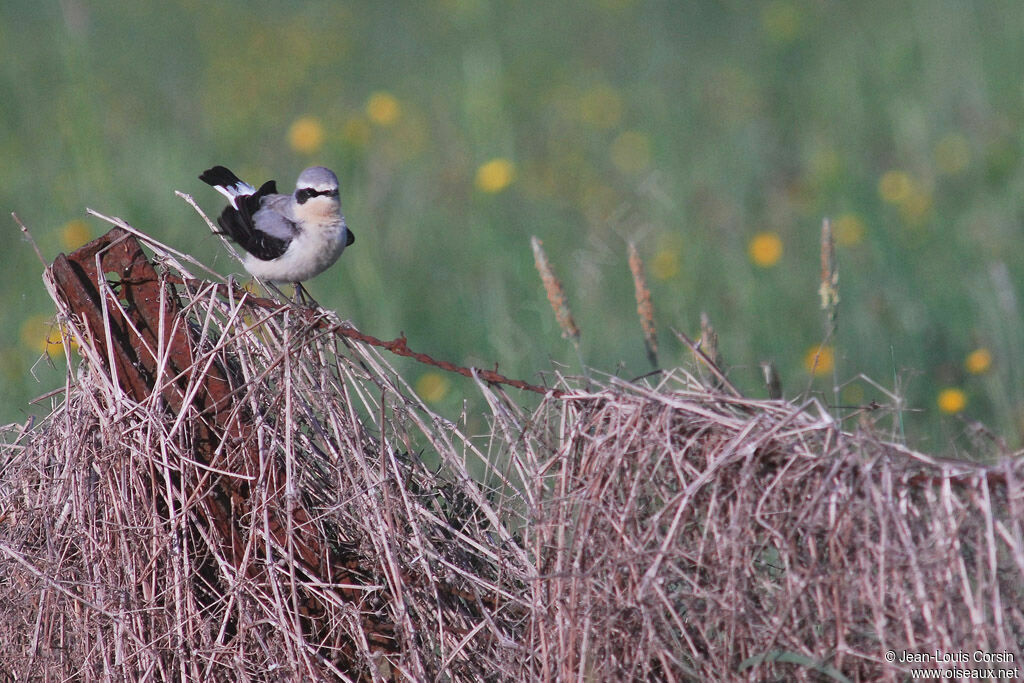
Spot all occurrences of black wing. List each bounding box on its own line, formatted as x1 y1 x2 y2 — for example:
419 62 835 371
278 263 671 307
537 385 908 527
215 180 292 261
346 228 355 246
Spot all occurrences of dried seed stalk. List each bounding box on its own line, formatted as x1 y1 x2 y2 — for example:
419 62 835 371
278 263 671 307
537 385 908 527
531 236 579 341
628 242 658 368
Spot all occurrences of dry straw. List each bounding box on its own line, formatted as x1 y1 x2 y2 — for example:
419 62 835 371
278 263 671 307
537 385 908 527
699 311 719 369
1 215 1022 681
819 216 839 327
530 236 579 342
628 242 658 368
818 216 840 410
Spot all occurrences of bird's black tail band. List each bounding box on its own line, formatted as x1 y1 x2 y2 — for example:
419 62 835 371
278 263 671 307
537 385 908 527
199 165 245 189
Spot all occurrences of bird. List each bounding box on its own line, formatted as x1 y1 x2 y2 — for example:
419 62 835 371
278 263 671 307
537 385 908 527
198 165 354 295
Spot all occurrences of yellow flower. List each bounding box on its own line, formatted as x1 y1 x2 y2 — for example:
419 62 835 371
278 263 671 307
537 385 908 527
650 248 680 280
935 133 970 175
20 314 77 356
937 388 967 414
803 344 834 376
475 158 516 193
748 231 783 267
878 170 913 204
287 116 325 154
833 213 865 247
60 219 91 250
965 348 992 375
366 91 401 126
579 83 623 129
415 371 451 404
610 130 651 174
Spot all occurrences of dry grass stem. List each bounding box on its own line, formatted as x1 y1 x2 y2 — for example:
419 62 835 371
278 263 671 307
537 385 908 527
819 216 839 327
698 311 724 391
672 326 740 399
12 212 46 267
530 236 580 342
761 360 783 399
699 311 719 368
628 242 658 368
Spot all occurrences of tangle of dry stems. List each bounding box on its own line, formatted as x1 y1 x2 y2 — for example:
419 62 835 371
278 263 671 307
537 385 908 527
0 219 1021 681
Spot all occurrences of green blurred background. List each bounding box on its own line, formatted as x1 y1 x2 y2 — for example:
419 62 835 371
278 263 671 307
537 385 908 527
2 1 1023 455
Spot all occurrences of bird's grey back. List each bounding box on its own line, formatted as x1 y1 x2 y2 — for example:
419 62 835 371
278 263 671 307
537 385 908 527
254 193 299 240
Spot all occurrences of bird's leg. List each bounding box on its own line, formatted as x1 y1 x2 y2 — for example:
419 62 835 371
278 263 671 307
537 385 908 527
293 282 319 308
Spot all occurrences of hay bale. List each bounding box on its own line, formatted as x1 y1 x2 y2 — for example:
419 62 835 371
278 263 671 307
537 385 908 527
1 225 1021 680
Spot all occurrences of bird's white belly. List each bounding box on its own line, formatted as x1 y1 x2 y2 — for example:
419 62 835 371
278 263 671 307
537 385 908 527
243 222 348 282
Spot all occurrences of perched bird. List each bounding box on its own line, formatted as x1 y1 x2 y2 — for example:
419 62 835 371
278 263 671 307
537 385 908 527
198 165 354 287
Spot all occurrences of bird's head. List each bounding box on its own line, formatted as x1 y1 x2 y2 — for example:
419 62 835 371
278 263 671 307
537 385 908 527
293 166 341 221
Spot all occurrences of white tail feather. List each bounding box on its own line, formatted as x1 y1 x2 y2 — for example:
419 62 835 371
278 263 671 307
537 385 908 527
210 181 256 209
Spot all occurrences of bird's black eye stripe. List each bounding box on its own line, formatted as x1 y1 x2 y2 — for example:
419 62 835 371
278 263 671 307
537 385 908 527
296 187 339 204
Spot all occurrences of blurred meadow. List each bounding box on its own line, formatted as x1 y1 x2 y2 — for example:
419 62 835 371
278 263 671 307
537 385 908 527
2 1 1023 455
